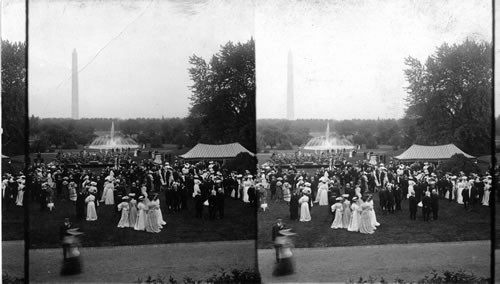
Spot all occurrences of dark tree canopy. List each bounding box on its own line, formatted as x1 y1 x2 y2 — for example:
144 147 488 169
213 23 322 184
187 39 255 152
2 40 26 156
403 39 492 155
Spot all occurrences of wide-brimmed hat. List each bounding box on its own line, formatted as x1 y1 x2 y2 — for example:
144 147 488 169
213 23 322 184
278 228 296 236
66 228 83 236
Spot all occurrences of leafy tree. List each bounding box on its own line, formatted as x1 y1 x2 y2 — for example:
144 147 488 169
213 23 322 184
403 39 492 155
187 39 255 152
437 153 481 175
2 40 26 156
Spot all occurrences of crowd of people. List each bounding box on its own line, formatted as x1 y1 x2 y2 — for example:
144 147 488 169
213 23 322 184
259 158 492 242
5 156 258 235
36 150 137 165
268 150 361 165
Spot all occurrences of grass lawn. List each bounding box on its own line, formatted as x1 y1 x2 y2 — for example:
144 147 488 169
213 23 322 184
2 205 25 240
29 193 256 249
258 192 490 249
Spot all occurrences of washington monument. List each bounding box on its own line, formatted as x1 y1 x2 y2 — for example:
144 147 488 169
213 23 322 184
286 50 294 120
72 48 79 119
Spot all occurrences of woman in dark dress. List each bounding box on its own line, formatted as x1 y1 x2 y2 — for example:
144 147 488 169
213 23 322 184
61 228 83 276
273 229 296 276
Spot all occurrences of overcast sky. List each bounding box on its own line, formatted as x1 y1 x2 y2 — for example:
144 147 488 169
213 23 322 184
23 0 254 119
1 0 496 119
256 0 493 120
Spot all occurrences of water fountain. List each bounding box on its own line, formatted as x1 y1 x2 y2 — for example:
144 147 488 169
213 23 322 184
88 122 140 150
303 122 355 151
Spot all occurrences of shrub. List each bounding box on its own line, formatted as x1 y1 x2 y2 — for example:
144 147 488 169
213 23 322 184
137 268 261 284
437 154 481 175
2 272 24 284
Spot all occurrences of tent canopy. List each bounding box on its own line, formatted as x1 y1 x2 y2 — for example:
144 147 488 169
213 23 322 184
394 144 475 161
180 143 254 160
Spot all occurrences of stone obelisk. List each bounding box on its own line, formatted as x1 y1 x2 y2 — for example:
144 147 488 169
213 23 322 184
72 49 79 119
286 50 294 120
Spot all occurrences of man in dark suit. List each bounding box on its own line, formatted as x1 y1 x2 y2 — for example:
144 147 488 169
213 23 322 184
462 186 470 210
289 190 299 220
216 188 225 219
194 191 203 219
386 184 395 214
430 189 439 220
271 218 284 263
409 191 417 220
470 182 479 211
422 191 431 221
394 184 402 211
208 190 217 220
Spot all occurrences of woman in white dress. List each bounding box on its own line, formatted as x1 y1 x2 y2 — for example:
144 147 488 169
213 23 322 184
242 175 253 203
140 185 148 199
330 198 344 229
367 196 380 227
128 194 138 226
85 194 98 221
315 180 329 205
359 198 376 234
145 200 161 233
282 181 291 204
341 195 352 229
117 196 130 228
101 181 115 205
152 194 166 228
347 197 361 232
15 179 25 206
482 178 491 206
407 177 416 199
298 194 311 222
134 196 148 231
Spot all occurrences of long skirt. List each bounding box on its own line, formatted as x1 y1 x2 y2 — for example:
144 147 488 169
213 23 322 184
347 211 360 232
145 210 161 233
86 202 98 221
157 207 166 227
273 257 294 276
359 211 375 234
342 208 352 228
331 210 343 229
60 256 82 276
482 191 490 206
129 206 138 226
117 209 130 228
299 203 311 222
134 210 147 231
15 191 24 206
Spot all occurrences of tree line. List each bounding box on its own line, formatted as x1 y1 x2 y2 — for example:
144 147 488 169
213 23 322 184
1 38 492 157
3 39 255 155
257 118 408 151
258 39 492 157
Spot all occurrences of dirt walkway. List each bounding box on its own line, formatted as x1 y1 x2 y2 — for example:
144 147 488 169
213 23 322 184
30 240 256 283
2 240 24 279
258 240 490 283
